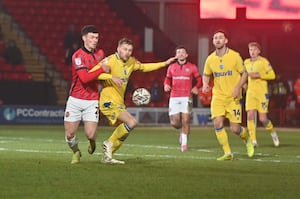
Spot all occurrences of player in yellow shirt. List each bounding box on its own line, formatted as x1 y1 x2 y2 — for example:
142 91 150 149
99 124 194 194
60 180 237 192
202 30 254 161
92 38 177 164
244 42 279 147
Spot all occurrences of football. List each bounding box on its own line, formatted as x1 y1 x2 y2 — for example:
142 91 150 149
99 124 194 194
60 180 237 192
132 88 151 106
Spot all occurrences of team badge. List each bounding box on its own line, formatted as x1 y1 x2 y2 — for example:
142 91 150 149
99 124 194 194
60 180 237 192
219 64 224 70
75 58 82 66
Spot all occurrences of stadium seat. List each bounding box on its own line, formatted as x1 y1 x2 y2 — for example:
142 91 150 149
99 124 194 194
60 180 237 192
3 0 167 105
14 64 26 72
0 63 12 72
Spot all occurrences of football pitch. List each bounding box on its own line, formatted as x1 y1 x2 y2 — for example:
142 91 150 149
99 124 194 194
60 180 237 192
0 125 299 199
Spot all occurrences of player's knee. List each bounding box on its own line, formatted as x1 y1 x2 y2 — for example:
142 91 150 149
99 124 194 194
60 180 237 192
66 136 78 147
86 133 96 140
259 117 268 124
65 131 75 140
229 125 240 134
127 118 138 129
173 124 182 129
170 120 181 129
213 120 223 129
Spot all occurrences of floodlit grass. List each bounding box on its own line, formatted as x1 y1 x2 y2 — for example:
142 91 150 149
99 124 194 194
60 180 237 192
0 125 299 199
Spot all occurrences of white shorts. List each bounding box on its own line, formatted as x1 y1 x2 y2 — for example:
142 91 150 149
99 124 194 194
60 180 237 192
168 97 192 116
64 96 99 122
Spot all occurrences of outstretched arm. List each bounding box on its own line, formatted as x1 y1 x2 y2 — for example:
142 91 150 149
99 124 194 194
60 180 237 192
139 56 177 72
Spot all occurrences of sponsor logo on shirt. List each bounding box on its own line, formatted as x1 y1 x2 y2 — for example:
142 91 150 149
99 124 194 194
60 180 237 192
173 76 190 80
214 70 233 77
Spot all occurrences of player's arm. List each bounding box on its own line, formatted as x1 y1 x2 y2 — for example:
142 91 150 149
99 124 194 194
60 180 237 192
233 71 248 98
90 59 123 86
248 69 275 80
138 56 177 72
192 66 202 94
260 66 276 80
202 74 211 93
89 57 114 81
77 65 108 84
164 74 172 92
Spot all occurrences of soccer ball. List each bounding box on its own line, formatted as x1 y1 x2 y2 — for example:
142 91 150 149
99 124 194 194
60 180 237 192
132 88 151 106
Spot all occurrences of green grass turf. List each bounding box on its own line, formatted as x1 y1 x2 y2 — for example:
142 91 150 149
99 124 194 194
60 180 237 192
0 125 299 199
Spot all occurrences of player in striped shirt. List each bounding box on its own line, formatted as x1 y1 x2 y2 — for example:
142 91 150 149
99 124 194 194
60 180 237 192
244 42 279 147
202 30 254 161
164 46 202 152
64 25 109 164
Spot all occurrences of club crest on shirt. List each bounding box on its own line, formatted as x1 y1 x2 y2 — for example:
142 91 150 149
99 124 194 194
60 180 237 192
219 64 224 70
185 68 190 73
75 58 82 66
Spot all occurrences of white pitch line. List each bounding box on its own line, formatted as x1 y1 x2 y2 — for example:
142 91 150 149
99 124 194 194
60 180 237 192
125 143 214 153
0 136 64 143
1 137 299 163
0 147 299 164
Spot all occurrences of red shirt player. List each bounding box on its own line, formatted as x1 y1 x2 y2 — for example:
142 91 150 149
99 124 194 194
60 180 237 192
64 25 109 164
164 46 202 152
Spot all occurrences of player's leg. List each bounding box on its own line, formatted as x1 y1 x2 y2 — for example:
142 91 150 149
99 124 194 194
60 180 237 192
257 93 279 147
100 104 126 164
169 97 183 145
169 113 182 144
258 112 280 147
64 96 83 164
111 110 137 151
102 110 136 164
211 98 233 160
82 100 100 154
214 116 233 160
230 122 254 158
180 113 190 152
179 97 192 152
228 99 254 158
169 113 182 129
83 121 98 154
247 110 258 146
65 121 81 164
245 92 258 146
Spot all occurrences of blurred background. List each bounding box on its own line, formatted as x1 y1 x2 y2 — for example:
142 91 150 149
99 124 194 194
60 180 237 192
0 0 299 126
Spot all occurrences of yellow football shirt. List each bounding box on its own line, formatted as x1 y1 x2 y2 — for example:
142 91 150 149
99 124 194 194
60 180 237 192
203 48 245 100
244 56 275 95
97 53 166 105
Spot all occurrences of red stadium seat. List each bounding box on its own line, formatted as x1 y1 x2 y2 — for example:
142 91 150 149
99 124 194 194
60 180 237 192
4 0 149 86
0 56 6 65
19 73 33 81
14 64 26 72
0 63 12 72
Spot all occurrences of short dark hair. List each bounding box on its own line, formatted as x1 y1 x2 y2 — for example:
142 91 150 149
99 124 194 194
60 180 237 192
118 38 133 46
81 25 98 36
175 45 187 52
213 29 228 39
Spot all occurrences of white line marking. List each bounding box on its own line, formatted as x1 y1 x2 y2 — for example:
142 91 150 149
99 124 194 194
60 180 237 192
0 146 299 164
1 137 299 163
